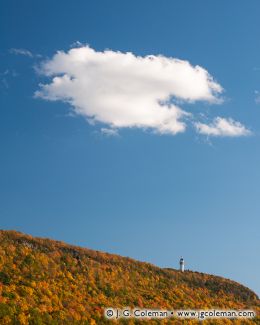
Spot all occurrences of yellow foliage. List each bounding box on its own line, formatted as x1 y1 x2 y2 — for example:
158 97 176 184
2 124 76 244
18 312 28 325
0 230 258 324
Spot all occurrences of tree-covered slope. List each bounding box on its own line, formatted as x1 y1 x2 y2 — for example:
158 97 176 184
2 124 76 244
0 230 259 324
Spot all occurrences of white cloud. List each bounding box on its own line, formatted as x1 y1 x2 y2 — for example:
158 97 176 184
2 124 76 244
195 117 251 137
35 46 224 135
101 128 119 137
9 48 42 59
10 48 33 57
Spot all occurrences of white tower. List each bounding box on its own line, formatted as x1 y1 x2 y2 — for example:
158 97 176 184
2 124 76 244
179 257 184 272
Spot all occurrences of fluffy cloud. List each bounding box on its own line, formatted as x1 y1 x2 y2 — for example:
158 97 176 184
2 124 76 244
35 46 250 137
35 46 225 135
195 117 251 137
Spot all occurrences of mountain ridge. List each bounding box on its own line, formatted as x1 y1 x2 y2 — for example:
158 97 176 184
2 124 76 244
0 230 259 324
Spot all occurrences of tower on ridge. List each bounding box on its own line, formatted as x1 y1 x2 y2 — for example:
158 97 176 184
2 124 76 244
179 257 184 272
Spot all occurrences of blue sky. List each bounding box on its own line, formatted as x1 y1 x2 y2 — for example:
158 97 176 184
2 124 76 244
1 0 260 296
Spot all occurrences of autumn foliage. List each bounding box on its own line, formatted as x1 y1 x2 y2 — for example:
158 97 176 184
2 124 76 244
0 230 259 324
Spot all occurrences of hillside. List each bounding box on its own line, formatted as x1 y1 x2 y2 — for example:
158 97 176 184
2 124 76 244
0 230 259 324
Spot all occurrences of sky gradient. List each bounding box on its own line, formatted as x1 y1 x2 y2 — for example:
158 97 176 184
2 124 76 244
1 0 260 295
